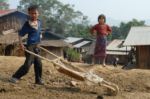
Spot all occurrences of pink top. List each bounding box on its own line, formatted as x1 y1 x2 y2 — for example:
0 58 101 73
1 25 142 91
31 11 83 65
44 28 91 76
91 23 112 36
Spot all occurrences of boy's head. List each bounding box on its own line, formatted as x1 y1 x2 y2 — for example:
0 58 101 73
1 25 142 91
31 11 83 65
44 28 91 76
98 14 106 24
28 5 39 21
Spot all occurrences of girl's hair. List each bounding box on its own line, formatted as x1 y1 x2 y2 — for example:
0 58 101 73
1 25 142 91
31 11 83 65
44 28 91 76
98 14 106 23
28 5 39 12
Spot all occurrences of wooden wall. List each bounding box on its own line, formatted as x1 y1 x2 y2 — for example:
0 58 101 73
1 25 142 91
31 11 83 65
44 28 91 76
136 46 150 69
41 46 63 60
106 55 128 65
0 12 27 33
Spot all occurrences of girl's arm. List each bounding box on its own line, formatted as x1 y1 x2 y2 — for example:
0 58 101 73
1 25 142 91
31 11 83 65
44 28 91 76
107 25 112 35
90 24 97 36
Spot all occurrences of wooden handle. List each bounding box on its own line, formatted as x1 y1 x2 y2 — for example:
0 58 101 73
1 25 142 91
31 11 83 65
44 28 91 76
38 46 85 72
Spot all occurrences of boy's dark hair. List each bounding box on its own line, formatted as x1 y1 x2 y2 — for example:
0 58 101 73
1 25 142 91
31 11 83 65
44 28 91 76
28 5 39 12
98 14 106 23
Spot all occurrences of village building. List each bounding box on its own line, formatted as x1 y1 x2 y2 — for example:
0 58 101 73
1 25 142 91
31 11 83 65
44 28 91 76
64 37 92 53
64 37 92 62
0 9 70 59
0 9 28 56
106 39 131 65
124 26 150 69
40 30 71 59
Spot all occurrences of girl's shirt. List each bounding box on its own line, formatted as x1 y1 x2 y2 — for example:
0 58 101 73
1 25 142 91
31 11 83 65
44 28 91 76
91 23 112 36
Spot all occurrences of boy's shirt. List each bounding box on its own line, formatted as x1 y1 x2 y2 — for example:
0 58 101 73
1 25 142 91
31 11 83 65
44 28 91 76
19 19 41 45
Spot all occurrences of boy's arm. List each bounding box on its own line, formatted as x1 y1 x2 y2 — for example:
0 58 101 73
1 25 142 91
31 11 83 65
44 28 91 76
18 35 25 50
18 21 28 50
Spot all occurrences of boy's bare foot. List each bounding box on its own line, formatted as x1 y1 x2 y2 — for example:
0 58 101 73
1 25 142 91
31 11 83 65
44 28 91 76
9 77 19 84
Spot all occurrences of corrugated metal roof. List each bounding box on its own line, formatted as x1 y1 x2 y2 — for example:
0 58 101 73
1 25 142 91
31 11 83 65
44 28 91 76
124 26 150 46
106 51 128 55
74 41 90 48
64 37 83 43
107 39 131 51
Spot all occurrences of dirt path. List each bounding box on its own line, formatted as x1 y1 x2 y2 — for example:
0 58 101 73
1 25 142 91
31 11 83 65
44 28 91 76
0 56 150 99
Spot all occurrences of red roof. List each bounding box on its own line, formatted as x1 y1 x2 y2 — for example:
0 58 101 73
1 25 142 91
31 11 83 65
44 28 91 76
0 9 16 16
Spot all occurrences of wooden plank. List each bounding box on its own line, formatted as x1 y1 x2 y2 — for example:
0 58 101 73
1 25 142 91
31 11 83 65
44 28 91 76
57 67 85 81
2 29 15 35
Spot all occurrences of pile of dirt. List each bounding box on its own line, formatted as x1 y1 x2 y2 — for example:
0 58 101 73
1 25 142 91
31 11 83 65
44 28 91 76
0 56 150 99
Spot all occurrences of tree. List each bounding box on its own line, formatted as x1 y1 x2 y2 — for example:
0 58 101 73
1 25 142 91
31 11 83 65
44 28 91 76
111 26 120 39
17 0 90 37
111 19 145 40
0 0 9 10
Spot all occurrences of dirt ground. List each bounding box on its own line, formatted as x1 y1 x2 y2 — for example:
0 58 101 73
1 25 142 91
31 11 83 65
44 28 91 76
0 56 150 99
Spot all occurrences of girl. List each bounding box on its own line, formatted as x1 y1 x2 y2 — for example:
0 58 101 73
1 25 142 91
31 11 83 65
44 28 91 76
90 14 112 66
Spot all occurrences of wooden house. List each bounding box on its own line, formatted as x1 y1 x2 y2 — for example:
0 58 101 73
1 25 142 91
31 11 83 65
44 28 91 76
40 31 71 59
0 9 28 33
124 26 150 69
0 9 70 58
106 39 131 64
64 37 92 53
0 9 28 56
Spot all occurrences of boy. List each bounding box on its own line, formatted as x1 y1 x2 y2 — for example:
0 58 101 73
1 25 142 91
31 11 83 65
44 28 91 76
10 5 44 85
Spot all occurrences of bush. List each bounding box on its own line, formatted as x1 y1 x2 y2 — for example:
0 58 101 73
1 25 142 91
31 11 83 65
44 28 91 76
66 48 80 62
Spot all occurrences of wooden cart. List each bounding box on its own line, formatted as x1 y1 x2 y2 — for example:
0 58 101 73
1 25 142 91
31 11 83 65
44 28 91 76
25 46 119 96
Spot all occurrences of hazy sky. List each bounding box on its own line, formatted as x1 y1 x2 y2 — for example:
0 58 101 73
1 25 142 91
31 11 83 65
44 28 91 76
8 0 150 23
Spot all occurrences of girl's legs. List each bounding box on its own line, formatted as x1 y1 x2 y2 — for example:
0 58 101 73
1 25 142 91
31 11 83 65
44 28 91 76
102 56 106 66
92 56 95 65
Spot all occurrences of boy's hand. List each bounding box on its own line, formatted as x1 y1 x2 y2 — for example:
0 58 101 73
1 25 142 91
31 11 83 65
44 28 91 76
19 43 25 50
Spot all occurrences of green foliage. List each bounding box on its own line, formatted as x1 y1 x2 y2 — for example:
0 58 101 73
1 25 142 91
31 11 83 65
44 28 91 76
67 23 91 38
17 0 90 37
17 0 146 40
0 0 9 10
111 19 145 40
66 48 80 62
107 34 112 41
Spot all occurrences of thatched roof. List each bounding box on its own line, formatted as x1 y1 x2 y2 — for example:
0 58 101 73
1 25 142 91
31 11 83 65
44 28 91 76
40 40 72 47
